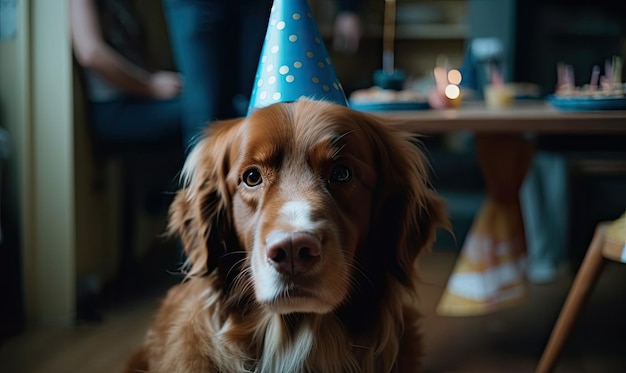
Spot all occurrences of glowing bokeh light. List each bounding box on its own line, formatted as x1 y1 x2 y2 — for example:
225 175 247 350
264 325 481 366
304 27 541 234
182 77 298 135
447 69 462 85
444 84 460 99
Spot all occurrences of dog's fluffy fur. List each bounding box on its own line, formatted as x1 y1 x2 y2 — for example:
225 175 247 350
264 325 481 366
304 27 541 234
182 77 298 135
125 100 448 373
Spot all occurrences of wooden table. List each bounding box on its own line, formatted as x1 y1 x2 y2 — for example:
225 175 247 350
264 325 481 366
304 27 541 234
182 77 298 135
373 101 626 316
381 100 626 134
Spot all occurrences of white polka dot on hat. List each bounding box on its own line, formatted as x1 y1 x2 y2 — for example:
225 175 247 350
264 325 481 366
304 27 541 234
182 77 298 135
247 0 348 114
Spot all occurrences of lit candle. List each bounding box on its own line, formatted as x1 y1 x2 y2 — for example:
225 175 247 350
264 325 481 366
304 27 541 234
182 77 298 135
445 69 462 107
429 64 463 109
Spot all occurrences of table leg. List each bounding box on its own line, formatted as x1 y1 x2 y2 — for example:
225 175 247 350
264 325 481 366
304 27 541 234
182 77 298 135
437 133 534 316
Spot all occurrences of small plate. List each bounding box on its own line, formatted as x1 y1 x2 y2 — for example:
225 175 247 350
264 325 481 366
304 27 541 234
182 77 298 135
349 100 430 112
548 95 626 111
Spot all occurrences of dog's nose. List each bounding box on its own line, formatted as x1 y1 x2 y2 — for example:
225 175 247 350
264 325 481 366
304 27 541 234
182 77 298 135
266 231 321 275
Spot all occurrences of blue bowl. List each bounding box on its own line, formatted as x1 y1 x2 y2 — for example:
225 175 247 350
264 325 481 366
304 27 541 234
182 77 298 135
548 95 626 111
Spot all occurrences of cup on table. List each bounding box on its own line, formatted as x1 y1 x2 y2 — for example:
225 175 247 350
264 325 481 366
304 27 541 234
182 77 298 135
484 84 514 109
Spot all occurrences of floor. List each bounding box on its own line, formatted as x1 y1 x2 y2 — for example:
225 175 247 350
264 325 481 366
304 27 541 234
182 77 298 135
1 247 625 373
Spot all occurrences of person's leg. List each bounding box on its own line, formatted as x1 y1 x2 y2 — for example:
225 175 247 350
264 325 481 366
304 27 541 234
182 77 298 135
90 97 183 147
542 152 569 268
235 0 272 116
521 152 569 283
162 0 232 151
521 153 553 283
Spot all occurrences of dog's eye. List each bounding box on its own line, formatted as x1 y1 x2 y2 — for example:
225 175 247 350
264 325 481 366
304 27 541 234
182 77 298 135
243 168 263 187
330 164 351 183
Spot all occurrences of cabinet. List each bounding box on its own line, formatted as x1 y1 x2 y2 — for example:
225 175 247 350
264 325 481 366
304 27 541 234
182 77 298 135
311 0 468 94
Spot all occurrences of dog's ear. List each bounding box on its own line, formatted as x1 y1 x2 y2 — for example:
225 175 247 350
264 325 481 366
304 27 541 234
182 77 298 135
364 114 450 285
168 118 243 277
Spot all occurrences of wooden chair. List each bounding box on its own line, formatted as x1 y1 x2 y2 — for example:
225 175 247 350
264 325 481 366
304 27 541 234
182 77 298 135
536 212 626 373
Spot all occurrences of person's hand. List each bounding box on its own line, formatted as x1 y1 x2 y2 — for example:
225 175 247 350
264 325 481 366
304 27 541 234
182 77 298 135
148 71 183 99
333 12 362 55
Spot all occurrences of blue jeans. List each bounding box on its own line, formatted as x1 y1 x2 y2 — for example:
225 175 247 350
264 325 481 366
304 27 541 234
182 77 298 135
520 152 569 283
162 0 272 149
90 96 183 149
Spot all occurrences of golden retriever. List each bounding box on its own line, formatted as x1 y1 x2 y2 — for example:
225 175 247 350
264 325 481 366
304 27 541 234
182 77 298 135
126 99 448 373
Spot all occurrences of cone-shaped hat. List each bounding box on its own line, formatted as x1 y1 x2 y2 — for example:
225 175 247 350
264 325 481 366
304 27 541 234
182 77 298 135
247 0 348 114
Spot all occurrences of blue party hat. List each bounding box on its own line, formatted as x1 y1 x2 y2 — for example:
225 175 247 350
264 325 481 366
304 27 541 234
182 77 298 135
247 0 348 114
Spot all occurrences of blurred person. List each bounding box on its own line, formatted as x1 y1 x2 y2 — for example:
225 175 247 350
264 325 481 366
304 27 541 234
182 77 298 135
70 0 184 149
70 0 187 315
521 152 569 284
161 0 364 151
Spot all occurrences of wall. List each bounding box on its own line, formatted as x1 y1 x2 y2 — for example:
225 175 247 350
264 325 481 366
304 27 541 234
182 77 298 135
0 0 76 326
0 0 31 334
0 0 33 325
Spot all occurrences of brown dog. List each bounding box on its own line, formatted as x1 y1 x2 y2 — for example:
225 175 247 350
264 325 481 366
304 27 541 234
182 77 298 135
126 99 448 373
